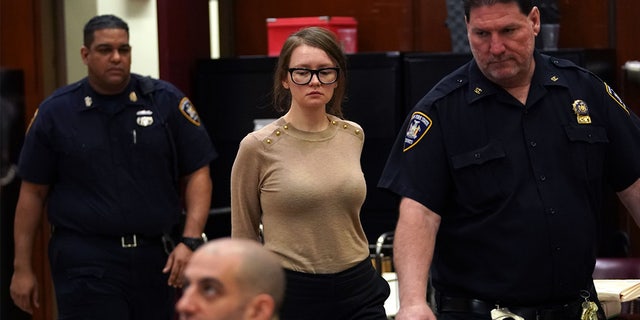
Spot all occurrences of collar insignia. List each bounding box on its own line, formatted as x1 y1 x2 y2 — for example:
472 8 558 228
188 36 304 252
550 76 559 82
572 100 591 124
474 87 483 95
129 91 138 102
403 112 432 152
84 96 92 107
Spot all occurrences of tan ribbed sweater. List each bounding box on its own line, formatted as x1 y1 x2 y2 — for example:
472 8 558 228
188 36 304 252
231 115 370 273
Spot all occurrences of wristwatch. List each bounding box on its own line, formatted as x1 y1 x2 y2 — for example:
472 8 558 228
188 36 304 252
181 236 205 251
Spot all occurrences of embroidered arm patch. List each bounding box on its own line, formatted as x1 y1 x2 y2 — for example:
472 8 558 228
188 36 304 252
403 111 432 152
26 108 39 133
179 97 201 126
605 83 629 115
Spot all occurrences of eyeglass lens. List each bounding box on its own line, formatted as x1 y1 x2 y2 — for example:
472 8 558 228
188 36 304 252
289 68 338 85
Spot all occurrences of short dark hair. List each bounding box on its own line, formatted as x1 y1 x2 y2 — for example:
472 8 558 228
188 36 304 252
272 27 348 118
83 14 129 47
463 0 533 19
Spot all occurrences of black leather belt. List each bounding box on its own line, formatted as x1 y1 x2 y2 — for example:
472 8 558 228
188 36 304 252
53 226 164 248
436 294 585 319
437 295 494 314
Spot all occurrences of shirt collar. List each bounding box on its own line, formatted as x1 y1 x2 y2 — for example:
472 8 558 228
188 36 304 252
465 50 570 104
76 77 141 113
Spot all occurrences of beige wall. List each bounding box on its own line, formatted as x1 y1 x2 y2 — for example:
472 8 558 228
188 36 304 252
63 0 219 84
63 0 159 83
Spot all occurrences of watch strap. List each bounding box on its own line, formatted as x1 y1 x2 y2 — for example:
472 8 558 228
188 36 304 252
181 236 205 251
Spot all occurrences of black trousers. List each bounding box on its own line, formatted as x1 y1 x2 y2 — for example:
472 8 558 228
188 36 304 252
49 229 175 320
280 258 390 320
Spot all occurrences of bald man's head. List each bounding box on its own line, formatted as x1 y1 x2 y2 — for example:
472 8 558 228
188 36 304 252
177 238 285 320
199 238 285 308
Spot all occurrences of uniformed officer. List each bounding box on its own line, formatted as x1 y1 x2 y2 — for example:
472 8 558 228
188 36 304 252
10 14 217 320
378 1 640 320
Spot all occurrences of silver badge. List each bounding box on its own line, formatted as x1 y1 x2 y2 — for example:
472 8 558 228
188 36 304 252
136 109 154 127
136 116 153 127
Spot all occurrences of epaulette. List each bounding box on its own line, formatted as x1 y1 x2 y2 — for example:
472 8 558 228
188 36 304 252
547 55 580 69
36 80 84 109
415 65 469 109
46 80 84 100
546 54 611 87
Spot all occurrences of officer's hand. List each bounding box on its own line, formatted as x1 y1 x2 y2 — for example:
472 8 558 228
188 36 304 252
10 268 39 314
163 243 192 288
395 303 436 320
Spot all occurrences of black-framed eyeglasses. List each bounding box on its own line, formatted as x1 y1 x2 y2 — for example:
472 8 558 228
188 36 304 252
288 67 340 85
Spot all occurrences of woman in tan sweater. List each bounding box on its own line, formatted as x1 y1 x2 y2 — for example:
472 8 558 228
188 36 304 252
231 27 390 319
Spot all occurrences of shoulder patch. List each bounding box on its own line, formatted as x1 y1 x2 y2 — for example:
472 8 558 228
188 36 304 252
604 83 629 115
403 112 432 152
179 97 201 126
26 108 39 133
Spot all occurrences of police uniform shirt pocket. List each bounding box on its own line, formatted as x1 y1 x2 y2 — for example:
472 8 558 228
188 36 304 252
130 122 172 179
451 142 506 168
450 141 510 212
564 125 609 144
563 125 609 180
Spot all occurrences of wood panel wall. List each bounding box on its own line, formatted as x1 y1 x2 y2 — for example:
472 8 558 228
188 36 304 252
612 0 640 257
156 0 211 98
1 2 54 320
221 0 451 56
614 0 640 115
557 0 610 49
223 0 621 56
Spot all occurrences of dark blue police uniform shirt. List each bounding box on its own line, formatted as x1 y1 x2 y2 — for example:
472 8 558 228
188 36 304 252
18 74 217 236
378 52 640 304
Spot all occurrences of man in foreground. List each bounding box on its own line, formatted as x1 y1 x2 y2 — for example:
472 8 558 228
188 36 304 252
176 238 285 320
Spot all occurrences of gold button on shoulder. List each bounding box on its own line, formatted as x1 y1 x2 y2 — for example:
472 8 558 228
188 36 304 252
283 125 289 130
275 130 281 136
331 120 337 125
355 129 361 134
343 124 348 129
265 138 272 144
